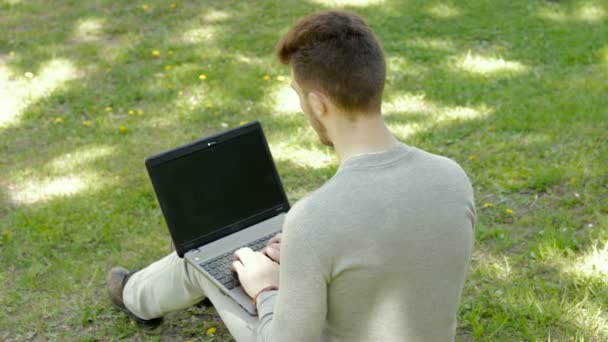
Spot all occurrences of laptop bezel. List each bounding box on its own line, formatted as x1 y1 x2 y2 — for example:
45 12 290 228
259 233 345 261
145 121 290 257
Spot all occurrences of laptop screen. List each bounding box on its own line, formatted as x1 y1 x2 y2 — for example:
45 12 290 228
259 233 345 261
146 123 289 256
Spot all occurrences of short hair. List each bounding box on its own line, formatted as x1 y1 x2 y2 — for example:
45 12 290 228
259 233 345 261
276 10 386 114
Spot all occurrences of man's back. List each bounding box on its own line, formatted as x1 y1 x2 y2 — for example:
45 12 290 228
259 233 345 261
259 143 475 341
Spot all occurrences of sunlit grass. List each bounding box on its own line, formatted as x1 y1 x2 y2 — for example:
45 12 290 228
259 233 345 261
536 2 607 23
271 83 301 114
48 145 116 172
179 26 218 44
426 3 461 18
455 53 528 76
309 0 384 7
8 172 106 205
568 242 608 282
0 59 78 127
72 17 105 42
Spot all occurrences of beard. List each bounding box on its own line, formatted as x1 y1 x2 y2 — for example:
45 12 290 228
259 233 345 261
301 98 333 146
310 113 333 146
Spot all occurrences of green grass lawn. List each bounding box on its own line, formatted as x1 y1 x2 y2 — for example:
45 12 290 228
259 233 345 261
1 0 607 340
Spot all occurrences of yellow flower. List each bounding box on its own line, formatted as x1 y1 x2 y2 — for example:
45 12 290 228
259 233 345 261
170 3 177 8
142 4 149 10
54 117 64 124
506 208 514 215
240 120 248 125
152 50 161 57
205 103 213 109
199 74 207 80
483 203 493 208
82 120 91 127
24 71 34 78
276 75 285 81
206 327 217 336
164 65 172 71
570 177 577 185
128 110 135 116
119 125 128 133
468 155 476 161
263 74 271 81
105 106 113 112
137 110 144 116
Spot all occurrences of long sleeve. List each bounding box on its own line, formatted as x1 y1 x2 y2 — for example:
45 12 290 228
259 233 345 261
256 206 329 342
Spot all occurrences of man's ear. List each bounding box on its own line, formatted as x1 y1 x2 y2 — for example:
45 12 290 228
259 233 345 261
307 91 328 118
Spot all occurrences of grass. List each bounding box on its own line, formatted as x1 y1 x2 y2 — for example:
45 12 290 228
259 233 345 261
0 0 607 340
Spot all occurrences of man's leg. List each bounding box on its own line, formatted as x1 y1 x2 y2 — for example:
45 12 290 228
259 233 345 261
121 252 258 341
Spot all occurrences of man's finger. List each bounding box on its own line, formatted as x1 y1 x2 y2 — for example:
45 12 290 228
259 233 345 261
265 247 280 262
232 260 244 274
234 247 255 264
267 242 280 251
268 233 282 246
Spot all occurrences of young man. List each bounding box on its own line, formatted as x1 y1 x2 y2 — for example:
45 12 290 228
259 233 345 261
108 10 476 342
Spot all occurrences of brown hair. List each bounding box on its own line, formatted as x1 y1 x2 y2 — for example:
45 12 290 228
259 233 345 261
276 10 386 114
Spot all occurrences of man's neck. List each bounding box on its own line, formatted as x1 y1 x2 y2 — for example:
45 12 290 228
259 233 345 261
328 113 399 164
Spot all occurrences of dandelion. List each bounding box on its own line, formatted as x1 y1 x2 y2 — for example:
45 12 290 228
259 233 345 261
128 110 135 116
468 155 476 161
263 74 271 81
24 71 34 78
206 327 217 336
119 125 128 133
570 177 577 185
506 208 513 215
483 202 493 208
152 50 161 57
137 110 144 116
142 4 149 10
54 117 64 124
105 106 113 112
276 75 285 81
199 74 207 80
170 3 177 8
82 120 91 127
240 120 248 125
164 65 172 71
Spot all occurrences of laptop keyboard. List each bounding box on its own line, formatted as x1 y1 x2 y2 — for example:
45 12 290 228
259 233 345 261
200 233 277 290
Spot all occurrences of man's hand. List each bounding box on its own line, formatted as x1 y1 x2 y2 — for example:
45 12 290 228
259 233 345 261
263 233 282 263
232 247 280 298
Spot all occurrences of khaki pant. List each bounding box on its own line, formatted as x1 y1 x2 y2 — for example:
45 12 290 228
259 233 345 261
123 252 258 341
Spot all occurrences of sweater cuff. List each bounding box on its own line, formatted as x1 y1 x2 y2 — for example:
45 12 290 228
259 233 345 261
256 289 278 316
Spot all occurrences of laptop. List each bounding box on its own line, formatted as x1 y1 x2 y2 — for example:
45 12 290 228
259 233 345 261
145 121 290 315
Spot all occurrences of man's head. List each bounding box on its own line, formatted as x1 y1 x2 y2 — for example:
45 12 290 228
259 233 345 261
276 10 386 145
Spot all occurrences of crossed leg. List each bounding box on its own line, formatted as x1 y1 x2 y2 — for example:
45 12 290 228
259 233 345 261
122 252 258 341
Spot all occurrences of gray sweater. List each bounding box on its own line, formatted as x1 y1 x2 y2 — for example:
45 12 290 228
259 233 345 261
257 143 476 342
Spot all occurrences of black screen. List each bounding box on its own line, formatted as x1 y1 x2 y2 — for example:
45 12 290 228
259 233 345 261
150 130 286 246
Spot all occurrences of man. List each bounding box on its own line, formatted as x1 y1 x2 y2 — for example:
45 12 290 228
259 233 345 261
108 10 476 342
